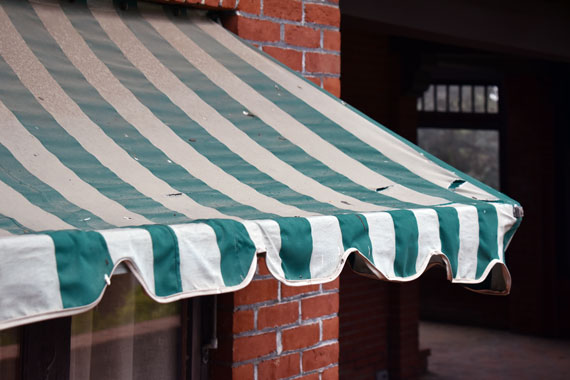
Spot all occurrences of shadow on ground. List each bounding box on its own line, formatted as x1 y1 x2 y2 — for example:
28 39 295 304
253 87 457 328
420 321 570 380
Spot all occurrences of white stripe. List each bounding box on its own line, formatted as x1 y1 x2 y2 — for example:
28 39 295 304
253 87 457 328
241 220 265 253
254 219 284 279
308 216 343 279
170 223 226 292
197 19 499 202
27 3 228 221
146 12 447 207
0 178 73 231
364 212 396 278
94 10 386 214
492 203 517 262
0 100 146 227
412 208 441 273
54 6 311 219
0 234 63 324
98 228 155 294
456 205 479 280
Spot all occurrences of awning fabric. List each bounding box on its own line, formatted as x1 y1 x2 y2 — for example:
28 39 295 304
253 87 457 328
0 0 522 330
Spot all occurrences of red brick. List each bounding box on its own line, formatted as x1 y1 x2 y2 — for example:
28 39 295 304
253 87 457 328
284 25 320 48
302 293 339 320
305 3 340 27
258 353 300 379
304 76 322 87
234 332 276 361
263 46 302 72
305 53 340 74
237 0 260 14
258 302 299 329
323 77 341 98
235 278 278 305
233 309 254 333
257 255 271 276
322 317 339 340
323 277 339 291
281 283 320 298
302 343 339 371
322 366 339 380
282 323 320 351
264 0 302 21
226 17 280 42
323 30 340 51
232 364 254 379
204 0 220 7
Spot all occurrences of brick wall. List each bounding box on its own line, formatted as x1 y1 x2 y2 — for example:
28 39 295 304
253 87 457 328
222 0 341 98
211 256 340 379
339 266 389 380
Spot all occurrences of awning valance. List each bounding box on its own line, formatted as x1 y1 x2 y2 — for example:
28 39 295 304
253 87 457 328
0 0 522 330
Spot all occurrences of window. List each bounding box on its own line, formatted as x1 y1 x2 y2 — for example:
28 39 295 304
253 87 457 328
69 273 182 380
417 82 502 189
417 84 499 114
1 271 214 380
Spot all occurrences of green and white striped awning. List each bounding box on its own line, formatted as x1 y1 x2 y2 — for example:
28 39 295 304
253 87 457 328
0 0 522 330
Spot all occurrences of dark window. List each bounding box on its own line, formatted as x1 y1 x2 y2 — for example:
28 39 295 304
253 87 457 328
0 326 21 380
417 82 503 189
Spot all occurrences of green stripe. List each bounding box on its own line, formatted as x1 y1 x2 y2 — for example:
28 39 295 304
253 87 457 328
142 225 182 296
434 207 460 277
173 15 490 208
276 217 312 280
0 214 28 235
62 5 341 217
0 143 110 231
336 214 373 263
48 230 113 308
390 210 419 277
203 220 256 286
475 204 499 279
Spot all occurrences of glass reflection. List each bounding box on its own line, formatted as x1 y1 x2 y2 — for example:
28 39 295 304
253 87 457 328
70 273 181 380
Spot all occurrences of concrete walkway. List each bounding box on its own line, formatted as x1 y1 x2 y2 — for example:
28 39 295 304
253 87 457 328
420 321 570 380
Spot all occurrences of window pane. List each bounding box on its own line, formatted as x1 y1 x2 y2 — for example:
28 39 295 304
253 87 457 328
448 85 460 112
461 85 472 112
418 128 500 189
416 96 422 111
436 85 447 112
423 85 435 111
487 85 499 113
70 273 181 380
474 86 486 113
0 328 20 380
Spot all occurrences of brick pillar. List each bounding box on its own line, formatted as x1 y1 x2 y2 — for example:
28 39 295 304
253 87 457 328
222 0 341 97
207 2 342 378
210 256 340 379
